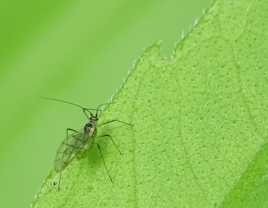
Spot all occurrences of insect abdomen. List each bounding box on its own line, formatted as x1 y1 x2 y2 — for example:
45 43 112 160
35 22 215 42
54 132 90 172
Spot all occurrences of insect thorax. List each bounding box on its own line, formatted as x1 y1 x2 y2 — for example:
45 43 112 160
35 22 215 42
84 121 96 136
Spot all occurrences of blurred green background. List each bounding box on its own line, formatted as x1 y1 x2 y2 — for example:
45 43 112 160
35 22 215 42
0 0 211 207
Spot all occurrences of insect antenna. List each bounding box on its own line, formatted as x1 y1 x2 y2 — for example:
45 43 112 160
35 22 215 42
41 97 98 111
41 97 110 117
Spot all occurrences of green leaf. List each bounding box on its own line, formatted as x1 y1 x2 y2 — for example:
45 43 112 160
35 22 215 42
32 0 268 207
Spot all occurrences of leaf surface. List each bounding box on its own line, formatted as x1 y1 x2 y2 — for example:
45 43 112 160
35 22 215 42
32 0 268 207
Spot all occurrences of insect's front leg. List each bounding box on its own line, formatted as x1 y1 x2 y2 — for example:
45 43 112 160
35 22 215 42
98 119 133 127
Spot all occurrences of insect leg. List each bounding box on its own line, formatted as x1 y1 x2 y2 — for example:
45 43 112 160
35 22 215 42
97 134 122 155
66 128 79 138
82 108 92 120
57 172 62 191
95 143 113 183
98 119 132 127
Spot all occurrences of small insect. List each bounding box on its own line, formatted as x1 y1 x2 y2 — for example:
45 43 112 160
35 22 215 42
43 97 132 191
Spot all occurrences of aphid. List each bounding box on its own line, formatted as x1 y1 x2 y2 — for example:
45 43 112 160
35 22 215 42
43 97 132 191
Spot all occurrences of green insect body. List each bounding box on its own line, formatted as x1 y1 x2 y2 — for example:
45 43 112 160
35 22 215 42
54 116 98 173
54 131 93 172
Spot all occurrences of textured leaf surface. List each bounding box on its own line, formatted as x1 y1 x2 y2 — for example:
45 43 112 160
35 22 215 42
32 0 268 207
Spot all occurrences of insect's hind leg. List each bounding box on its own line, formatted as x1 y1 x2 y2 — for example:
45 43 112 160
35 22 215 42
52 172 62 191
57 172 62 191
97 134 122 155
95 143 113 183
53 128 80 191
